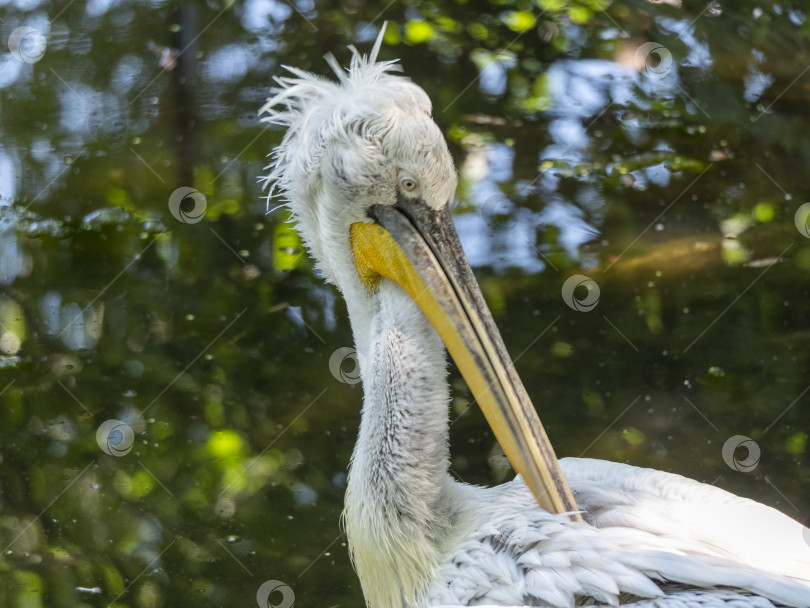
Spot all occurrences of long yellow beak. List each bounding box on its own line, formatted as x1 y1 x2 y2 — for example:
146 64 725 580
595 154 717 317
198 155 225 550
350 196 581 520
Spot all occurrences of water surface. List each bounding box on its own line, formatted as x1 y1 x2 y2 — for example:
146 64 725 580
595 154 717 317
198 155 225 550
1 1 809 606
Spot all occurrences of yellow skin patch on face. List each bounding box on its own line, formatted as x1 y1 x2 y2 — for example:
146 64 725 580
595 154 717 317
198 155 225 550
351 222 450 343
351 222 419 294
351 221 459 355
351 222 459 358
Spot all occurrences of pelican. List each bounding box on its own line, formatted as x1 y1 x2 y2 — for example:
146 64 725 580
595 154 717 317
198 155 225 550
260 27 810 608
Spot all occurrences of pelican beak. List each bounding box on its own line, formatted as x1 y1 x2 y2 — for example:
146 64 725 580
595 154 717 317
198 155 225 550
350 195 581 520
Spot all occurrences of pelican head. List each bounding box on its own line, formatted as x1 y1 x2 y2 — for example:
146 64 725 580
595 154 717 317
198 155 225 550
259 33 455 291
260 26 579 607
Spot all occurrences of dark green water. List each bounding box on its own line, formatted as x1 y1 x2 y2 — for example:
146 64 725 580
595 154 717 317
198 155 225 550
1 1 808 606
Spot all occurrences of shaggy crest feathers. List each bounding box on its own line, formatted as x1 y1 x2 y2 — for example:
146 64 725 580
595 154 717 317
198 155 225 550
258 25 412 212
256 23 455 286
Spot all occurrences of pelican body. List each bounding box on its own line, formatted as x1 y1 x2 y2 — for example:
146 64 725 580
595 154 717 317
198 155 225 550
261 27 810 608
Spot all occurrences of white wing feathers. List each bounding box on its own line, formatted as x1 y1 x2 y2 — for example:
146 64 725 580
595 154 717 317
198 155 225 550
561 458 810 582
426 458 810 607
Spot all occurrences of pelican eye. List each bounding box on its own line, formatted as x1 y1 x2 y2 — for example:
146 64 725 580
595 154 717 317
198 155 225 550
399 176 419 193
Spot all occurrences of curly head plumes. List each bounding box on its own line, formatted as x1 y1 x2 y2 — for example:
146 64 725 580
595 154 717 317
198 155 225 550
258 25 457 285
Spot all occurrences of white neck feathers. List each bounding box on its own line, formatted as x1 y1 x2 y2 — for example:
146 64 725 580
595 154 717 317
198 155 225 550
344 279 455 608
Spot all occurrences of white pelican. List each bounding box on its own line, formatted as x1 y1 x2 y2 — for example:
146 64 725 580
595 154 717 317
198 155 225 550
260 28 810 608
